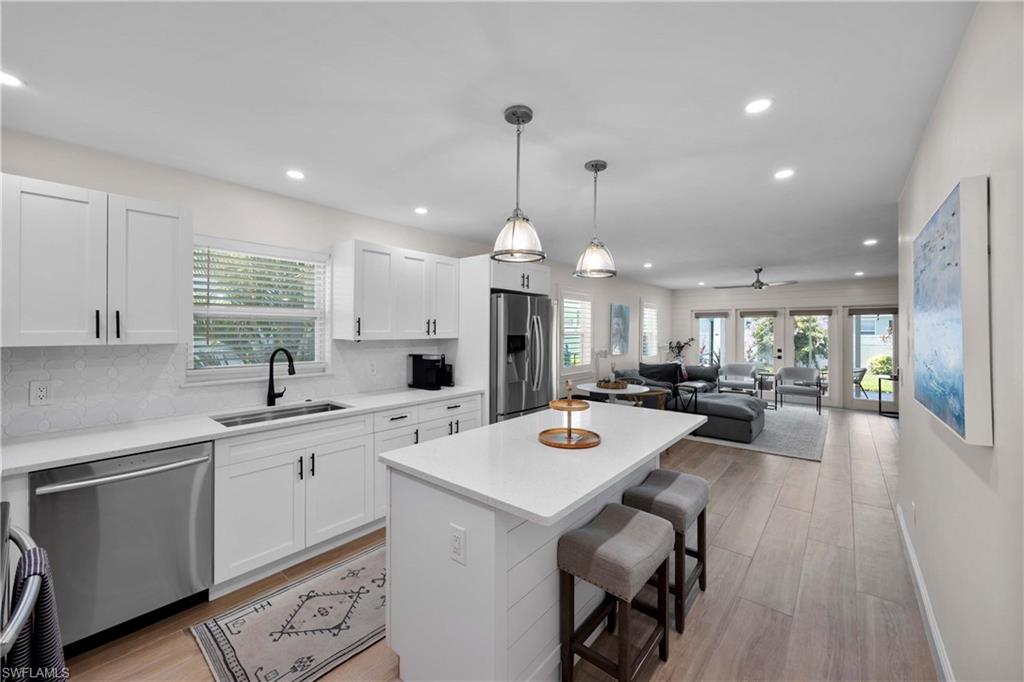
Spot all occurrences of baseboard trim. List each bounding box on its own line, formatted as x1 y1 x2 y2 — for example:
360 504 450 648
895 503 955 682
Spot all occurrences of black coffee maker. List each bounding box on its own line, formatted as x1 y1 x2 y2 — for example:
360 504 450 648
407 354 453 390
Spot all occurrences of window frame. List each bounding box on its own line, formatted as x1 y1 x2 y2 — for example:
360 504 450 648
186 235 332 385
559 290 593 377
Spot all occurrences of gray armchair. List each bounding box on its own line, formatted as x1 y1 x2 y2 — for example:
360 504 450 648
775 366 823 414
718 362 759 394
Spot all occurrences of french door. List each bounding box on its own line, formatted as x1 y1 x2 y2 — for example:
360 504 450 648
738 311 781 371
845 308 899 412
785 309 836 406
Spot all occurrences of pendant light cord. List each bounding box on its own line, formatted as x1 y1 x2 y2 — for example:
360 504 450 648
514 124 523 211
592 168 599 237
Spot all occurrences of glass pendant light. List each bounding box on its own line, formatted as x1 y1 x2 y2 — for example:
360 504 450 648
573 160 616 278
491 105 545 263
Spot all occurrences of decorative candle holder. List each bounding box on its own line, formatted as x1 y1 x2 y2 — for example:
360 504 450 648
538 380 601 449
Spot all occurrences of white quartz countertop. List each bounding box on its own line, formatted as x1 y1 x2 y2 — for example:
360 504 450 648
1 386 483 476
379 402 706 526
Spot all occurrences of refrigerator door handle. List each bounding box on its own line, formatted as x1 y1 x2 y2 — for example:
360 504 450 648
530 314 543 391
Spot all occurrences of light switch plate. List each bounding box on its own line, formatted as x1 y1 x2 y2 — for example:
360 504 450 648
29 380 52 406
449 523 466 565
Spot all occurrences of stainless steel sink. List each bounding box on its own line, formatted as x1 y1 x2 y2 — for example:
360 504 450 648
212 402 348 427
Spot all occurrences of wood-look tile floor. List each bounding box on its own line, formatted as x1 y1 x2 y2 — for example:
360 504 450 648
69 410 935 681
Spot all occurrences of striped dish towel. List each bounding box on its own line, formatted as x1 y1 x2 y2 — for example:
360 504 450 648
4 548 66 680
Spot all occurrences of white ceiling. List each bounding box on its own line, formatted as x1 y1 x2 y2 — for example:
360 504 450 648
2 2 973 289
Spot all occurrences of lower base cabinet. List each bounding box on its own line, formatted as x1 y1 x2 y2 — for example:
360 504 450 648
373 425 419 520
214 425 373 584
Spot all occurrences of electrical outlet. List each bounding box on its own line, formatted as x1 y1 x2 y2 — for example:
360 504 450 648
29 380 52 406
449 523 466 565
368 361 377 376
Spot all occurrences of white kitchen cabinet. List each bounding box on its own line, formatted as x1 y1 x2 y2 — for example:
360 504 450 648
431 255 460 338
214 449 306 583
305 435 374 545
418 415 456 443
333 240 459 340
2 176 108 346
394 249 432 338
489 260 550 296
107 195 191 345
373 424 419 518
1 174 191 347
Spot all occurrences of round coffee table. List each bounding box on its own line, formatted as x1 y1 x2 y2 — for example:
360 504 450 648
576 382 649 405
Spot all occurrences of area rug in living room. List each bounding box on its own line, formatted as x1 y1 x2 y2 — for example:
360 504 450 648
687 404 829 461
192 544 386 682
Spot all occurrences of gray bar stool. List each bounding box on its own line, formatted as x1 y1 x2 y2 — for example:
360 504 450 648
558 503 673 682
622 470 709 633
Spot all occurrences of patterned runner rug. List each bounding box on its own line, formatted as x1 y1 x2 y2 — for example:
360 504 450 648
192 544 386 682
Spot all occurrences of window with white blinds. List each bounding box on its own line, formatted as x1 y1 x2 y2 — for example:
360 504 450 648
561 296 592 371
190 243 328 378
642 305 659 358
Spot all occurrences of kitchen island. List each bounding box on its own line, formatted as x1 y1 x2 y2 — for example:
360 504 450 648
381 402 706 682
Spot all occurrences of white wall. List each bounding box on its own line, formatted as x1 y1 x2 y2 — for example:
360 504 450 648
895 4 1023 680
671 277 898 405
0 131 673 437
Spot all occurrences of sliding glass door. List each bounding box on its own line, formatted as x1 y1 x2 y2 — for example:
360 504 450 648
787 310 833 399
695 312 728 366
846 308 899 411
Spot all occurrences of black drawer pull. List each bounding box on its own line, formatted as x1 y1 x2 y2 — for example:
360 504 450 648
298 456 304 480
389 414 408 422
455 419 460 434
414 428 419 444
449 421 453 435
447 404 461 410
115 310 121 339
95 309 100 339
310 452 315 477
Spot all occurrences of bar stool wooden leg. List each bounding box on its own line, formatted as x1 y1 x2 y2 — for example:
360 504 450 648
698 510 708 591
618 599 632 682
675 530 685 633
560 570 575 682
607 600 617 634
657 559 669 662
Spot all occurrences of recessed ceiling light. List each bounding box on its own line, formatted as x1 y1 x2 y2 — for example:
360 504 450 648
643 262 653 269
774 168 795 180
854 271 865 277
414 207 429 215
698 281 705 286
286 169 305 180
745 98 772 114
863 238 878 246
0 71 24 87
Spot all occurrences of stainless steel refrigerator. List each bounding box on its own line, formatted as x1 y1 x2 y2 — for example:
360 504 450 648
491 291 553 422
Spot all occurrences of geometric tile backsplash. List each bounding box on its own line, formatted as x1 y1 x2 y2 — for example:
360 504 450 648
1 339 450 439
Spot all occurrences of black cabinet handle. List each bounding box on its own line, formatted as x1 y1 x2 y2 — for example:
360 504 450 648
449 421 453 435
426 319 431 335
95 310 100 339
414 428 419 444
389 414 408 422
432 319 437 335
447 404 461 410
310 453 315 477
298 456 304 480
115 310 121 339
525 273 531 289
455 419 460 434
356 317 361 337
520 273 526 288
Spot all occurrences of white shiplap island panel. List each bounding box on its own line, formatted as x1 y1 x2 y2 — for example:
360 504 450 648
384 403 705 682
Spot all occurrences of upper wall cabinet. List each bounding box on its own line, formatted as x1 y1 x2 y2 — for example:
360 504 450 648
490 260 551 296
2 174 192 347
333 240 459 341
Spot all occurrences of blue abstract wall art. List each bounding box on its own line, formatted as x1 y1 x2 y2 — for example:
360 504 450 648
913 184 965 437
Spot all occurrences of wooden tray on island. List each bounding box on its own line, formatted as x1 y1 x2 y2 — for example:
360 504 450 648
538 387 602 449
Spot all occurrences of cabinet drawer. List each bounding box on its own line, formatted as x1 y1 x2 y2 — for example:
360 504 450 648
373 405 420 432
216 413 372 468
419 394 481 422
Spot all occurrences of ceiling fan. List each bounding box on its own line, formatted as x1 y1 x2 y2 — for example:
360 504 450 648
712 267 798 290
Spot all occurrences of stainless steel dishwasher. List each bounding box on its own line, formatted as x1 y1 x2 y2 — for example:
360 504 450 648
30 441 212 646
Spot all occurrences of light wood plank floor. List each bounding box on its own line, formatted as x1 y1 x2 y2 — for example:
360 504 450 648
69 409 935 681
